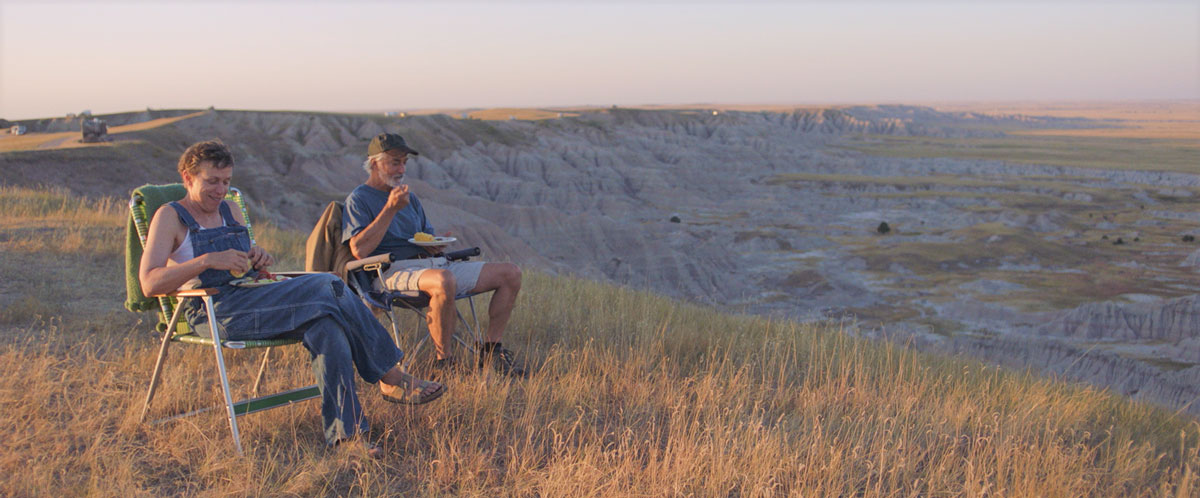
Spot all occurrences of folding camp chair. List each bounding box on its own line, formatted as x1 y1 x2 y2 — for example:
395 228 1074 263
127 184 319 455
344 249 488 373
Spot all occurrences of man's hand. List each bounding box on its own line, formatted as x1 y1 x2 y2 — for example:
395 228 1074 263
204 249 251 274
424 231 452 255
248 246 274 270
384 184 411 213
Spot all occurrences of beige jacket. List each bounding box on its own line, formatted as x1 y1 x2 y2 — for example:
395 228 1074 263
305 201 355 281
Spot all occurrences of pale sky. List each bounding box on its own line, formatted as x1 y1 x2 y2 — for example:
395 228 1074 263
1 1 1197 120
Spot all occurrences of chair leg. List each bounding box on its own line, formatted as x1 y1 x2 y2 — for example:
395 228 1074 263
400 332 430 373
453 295 482 356
141 302 187 422
385 309 401 346
452 304 479 352
140 330 173 422
204 296 243 456
467 295 482 341
252 347 272 396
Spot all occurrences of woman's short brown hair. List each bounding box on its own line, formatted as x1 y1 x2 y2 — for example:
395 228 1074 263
177 140 234 177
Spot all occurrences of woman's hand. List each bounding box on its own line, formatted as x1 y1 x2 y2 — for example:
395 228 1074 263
248 246 274 270
203 249 251 274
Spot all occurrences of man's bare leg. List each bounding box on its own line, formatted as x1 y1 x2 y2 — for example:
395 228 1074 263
470 262 522 342
417 269 457 359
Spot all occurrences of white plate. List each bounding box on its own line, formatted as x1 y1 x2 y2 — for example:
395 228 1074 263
231 276 291 287
407 236 456 247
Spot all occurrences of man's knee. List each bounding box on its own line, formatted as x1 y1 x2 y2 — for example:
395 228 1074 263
421 269 457 298
500 263 521 289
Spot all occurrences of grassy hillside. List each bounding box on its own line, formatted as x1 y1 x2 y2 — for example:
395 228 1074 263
1 186 1199 496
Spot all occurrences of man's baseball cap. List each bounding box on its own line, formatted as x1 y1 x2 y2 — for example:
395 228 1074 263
367 133 420 156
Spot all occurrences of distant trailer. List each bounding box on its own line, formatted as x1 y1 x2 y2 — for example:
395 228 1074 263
10 125 26 135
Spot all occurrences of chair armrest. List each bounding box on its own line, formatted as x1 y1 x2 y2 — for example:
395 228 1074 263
445 247 481 262
154 288 219 297
345 253 392 273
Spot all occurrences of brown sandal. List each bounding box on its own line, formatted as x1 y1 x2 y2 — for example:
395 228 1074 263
381 373 446 405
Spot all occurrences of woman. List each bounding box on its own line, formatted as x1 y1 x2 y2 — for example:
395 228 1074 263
139 140 442 454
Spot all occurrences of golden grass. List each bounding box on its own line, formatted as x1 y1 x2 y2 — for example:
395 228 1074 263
0 130 96 153
2 186 1200 495
107 111 207 134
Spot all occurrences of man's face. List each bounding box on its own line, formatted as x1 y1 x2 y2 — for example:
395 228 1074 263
377 151 408 188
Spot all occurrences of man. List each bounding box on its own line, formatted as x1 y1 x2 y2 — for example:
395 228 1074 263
343 133 525 377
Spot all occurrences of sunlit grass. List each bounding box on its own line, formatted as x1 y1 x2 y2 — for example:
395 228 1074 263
0 185 124 224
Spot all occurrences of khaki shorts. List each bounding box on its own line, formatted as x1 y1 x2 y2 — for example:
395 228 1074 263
379 257 485 298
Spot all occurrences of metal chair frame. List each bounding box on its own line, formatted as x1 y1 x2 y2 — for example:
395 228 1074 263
345 250 488 373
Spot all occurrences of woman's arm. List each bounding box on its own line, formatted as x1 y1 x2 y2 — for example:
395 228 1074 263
139 206 212 296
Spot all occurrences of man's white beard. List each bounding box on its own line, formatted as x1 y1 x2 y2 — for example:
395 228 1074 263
386 174 405 188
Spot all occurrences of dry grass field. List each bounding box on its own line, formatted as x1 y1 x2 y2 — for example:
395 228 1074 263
3 186 1200 495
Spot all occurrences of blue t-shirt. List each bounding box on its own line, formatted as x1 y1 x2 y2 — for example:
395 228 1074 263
342 184 435 260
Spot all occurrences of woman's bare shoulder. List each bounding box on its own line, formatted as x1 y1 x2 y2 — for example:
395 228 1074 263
150 203 186 234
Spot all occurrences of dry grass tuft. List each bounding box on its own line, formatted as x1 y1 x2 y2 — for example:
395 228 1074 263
2 186 1199 495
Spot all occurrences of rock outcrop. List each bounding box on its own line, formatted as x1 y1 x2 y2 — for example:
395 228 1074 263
1037 295 1200 343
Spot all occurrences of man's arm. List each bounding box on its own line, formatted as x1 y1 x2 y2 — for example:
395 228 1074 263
348 185 411 259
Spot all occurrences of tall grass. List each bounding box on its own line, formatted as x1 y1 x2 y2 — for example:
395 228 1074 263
0 185 124 224
2 186 1199 495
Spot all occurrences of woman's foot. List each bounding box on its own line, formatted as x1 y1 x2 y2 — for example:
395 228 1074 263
380 370 446 405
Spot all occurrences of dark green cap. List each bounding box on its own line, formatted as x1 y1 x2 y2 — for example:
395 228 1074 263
367 133 420 156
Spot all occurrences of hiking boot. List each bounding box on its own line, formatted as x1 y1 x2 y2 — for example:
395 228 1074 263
477 343 527 378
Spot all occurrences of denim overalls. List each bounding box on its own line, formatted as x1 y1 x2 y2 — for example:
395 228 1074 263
170 201 403 444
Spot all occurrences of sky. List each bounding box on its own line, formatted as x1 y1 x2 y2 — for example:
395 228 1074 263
0 1 1197 120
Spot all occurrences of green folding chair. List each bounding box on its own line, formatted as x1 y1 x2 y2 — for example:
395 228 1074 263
125 183 320 455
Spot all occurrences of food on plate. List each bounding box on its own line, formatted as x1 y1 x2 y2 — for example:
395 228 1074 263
413 232 435 242
233 270 289 286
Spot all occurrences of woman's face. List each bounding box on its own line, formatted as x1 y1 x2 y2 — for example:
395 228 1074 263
183 161 233 213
